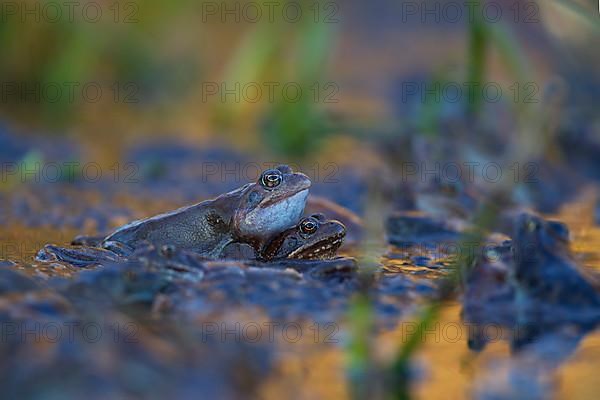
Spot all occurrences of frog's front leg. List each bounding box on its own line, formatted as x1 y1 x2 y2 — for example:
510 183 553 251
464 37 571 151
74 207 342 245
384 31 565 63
36 244 122 268
102 240 135 257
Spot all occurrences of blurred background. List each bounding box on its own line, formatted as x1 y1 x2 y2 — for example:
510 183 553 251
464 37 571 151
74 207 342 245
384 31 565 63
1 0 597 161
1 1 600 399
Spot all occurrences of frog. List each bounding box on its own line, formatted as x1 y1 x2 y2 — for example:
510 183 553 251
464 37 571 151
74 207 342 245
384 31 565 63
463 213 600 351
39 213 347 269
260 213 346 260
71 165 310 258
510 213 600 323
218 213 346 260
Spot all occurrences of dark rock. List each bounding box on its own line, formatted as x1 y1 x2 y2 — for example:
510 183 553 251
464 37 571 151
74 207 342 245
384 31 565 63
0 269 40 294
386 212 461 246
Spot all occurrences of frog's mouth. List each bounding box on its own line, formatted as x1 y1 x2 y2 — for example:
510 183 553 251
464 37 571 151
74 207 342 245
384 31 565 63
239 189 309 236
261 187 308 207
288 230 346 260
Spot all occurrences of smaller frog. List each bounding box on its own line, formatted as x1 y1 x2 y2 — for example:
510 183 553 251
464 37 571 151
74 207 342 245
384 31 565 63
260 213 346 260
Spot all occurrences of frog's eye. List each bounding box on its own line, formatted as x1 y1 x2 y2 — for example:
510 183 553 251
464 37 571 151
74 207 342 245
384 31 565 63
299 217 319 235
260 169 283 189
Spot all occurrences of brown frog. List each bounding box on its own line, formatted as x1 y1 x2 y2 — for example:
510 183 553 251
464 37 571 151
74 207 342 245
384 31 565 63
261 213 346 260
68 165 310 258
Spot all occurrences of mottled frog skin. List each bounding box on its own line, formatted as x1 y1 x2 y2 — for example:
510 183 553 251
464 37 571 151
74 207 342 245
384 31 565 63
261 214 346 260
101 165 310 258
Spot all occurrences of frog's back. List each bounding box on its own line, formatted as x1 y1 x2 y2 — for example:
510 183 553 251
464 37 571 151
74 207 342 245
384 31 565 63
103 195 237 256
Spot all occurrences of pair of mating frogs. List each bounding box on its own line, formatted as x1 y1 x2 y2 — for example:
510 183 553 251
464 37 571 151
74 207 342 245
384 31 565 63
39 165 347 266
